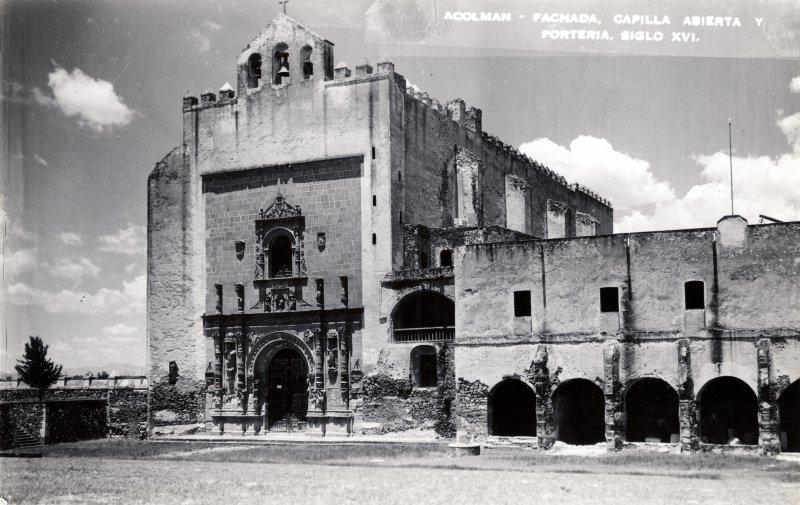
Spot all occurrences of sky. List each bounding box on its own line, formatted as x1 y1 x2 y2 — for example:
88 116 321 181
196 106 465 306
1 0 799 374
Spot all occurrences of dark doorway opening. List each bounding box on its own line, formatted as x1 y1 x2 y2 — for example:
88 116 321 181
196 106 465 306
267 348 308 431
625 378 679 442
552 379 605 445
698 376 758 445
779 380 800 452
488 378 536 437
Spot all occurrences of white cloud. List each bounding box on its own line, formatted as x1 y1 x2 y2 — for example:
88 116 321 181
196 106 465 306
57 231 83 246
616 108 800 232
101 323 138 337
123 262 141 275
35 66 134 131
43 257 100 285
203 20 222 31
4 274 145 316
519 135 676 211
791 76 800 94
98 224 146 255
1 197 37 280
189 29 211 52
4 248 37 280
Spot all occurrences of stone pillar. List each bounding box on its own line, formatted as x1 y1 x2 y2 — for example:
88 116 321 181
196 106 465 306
757 339 780 455
677 339 698 451
214 284 224 410
603 341 623 450
530 345 554 449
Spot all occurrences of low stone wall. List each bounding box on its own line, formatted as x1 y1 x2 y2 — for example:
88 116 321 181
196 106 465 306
0 377 148 443
149 377 206 427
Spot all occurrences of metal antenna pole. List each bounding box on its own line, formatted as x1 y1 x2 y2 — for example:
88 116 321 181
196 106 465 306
729 119 734 215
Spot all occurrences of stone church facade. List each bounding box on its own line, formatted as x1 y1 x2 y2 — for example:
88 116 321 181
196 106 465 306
147 15 800 453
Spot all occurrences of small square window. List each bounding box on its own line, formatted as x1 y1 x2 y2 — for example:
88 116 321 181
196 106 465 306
514 290 531 317
600 287 619 312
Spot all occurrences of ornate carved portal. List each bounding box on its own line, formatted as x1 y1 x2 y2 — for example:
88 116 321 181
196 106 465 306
253 193 308 311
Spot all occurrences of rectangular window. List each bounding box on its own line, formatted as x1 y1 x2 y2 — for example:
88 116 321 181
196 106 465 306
514 290 531 317
600 287 619 312
684 281 705 310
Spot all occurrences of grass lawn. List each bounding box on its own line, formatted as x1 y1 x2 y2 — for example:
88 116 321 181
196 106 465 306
1 441 798 504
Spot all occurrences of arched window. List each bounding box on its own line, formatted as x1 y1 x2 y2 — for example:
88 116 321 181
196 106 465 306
273 43 290 85
247 53 262 88
488 378 536 436
685 281 705 310
440 249 453 267
392 291 454 342
270 236 293 278
410 345 437 387
301 45 313 79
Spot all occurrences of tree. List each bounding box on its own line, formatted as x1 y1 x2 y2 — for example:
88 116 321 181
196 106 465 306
15 336 63 401
97 370 109 379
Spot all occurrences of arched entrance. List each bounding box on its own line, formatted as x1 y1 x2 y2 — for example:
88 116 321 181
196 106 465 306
779 380 800 452
698 376 758 445
266 348 308 431
552 379 605 445
624 378 679 443
488 378 536 437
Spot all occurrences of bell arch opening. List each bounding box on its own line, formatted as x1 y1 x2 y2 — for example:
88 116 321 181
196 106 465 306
487 378 536 437
552 379 605 445
698 376 758 445
624 377 679 443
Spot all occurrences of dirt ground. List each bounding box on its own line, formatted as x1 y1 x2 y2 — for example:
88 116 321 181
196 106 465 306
1 441 798 505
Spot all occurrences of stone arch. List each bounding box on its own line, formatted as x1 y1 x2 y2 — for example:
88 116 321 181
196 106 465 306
247 331 315 378
552 378 605 445
487 377 536 437
697 376 758 445
623 377 679 443
779 379 800 452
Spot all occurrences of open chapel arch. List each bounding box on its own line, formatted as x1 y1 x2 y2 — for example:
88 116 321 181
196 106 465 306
624 378 679 443
391 291 454 343
488 378 536 437
779 380 800 452
552 379 605 445
698 376 758 445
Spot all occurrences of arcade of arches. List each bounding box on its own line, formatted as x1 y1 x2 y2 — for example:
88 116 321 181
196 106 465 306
479 374 800 451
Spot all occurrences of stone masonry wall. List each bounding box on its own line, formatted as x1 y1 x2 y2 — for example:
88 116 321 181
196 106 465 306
203 156 363 315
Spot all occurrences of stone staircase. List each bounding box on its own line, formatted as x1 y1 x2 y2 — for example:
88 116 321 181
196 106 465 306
2 426 44 457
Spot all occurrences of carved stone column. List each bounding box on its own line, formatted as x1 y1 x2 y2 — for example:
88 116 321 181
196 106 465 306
757 339 780 455
677 339 698 452
603 340 623 450
530 345 554 449
214 284 224 410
